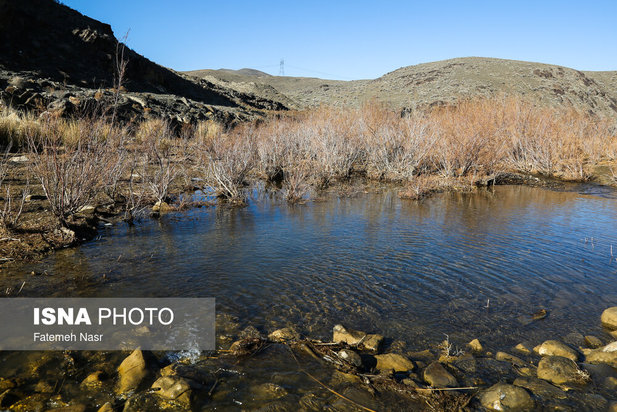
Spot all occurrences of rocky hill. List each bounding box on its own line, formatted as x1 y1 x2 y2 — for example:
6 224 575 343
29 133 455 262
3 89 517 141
187 58 617 118
0 0 289 126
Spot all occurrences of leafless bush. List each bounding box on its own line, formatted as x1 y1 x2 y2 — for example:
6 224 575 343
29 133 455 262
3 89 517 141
136 119 182 205
27 118 116 227
198 127 255 203
0 148 29 231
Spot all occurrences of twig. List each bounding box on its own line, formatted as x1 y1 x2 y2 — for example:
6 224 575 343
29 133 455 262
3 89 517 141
286 344 377 412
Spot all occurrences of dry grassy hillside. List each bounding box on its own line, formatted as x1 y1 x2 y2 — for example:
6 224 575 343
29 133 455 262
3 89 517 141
186 57 617 117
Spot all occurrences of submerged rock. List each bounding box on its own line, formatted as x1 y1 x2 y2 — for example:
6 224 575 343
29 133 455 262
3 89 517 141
601 307 617 330
374 353 414 372
584 335 603 349
514 342 532 355
250 382 288 401
116 349 148 395
537 356 588 386
80 370 104 388
423 362 458 387
151 376 191 407
479 383 534 411
496 351 526 367
513 376 567 399
534 340 579 361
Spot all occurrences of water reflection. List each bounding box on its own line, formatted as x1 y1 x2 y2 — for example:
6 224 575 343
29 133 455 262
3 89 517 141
3 185 617 351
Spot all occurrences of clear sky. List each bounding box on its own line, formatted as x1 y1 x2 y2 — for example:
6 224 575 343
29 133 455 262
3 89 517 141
61 0 617 80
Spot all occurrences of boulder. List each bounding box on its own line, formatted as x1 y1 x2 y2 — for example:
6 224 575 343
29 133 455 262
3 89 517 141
423 362 457 387
374 353 414 372
116 349 147 395
479 383 534 411
601 307 617 330
332 324 365 346
514 342 532 355
537 356 588 386
534 340 579 361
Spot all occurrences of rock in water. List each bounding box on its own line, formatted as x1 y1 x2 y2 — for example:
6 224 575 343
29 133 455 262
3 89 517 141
479 383 534 411
537 356 588 386
338 349 363 368
268 327 299 342
584 335 603 349
467 338 483 352
423 362 458 387
151 376 191 407
601 307 617 330
534 340 579 361
361 334 384 352
332 324 366 346
116 349 148 395
374 353 415 372
585 341 617 368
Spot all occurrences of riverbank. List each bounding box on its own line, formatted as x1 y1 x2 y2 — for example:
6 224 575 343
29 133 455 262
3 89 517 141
1 308 617 411
0 96 616 264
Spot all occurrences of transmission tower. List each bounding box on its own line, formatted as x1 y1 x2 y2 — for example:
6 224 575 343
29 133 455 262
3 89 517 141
279 59 285 76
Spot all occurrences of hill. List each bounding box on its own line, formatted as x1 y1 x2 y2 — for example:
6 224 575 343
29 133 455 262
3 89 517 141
0 0 289 125
186 57 617 118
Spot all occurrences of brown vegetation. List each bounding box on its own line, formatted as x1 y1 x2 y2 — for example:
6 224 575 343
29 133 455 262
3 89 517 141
0 95 615 259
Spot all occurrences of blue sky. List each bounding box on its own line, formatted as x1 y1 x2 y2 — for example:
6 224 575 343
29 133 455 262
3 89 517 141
62 0 617 80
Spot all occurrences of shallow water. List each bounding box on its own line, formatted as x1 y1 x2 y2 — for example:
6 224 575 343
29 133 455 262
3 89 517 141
2 184 617 409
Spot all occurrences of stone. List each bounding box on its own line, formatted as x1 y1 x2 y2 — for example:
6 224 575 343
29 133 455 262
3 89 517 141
152 201 172 213
151 376 191 407
47 405 87 412
361 334 384 352
423 362 458 387
601 307 617 330
534 340 579 361
496 351 526 366
514 342 532 355
268 327 299 342
581 362 617 389
337 349 362 368
250 382 288 401
584 335 603 349
453 353 477 373
116 349 147 395
585 343 617 368
97 403 114 412
467 338 483 352
479 383 534 411
77 205 96 215
537 356 588 386
513 376 567 399
408 349 435 362
332 324 366 346
374 353 415 372
81 370 104 387
9 155 28 163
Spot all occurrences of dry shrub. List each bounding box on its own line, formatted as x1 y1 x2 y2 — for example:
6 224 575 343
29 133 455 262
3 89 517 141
27 117 121 227
198 123 255 203
136 119 182 204
0 107 43 149
0 148 29 231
